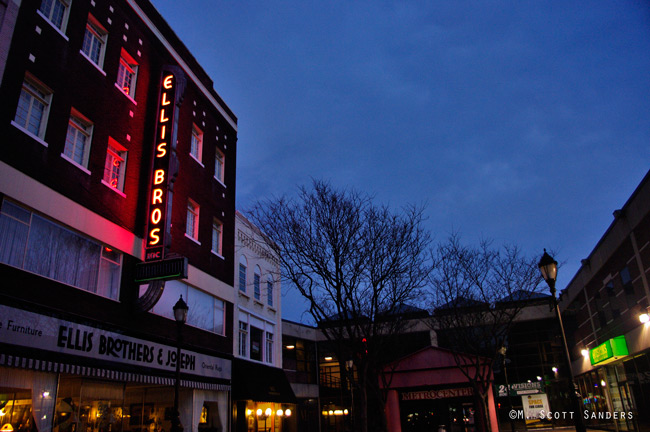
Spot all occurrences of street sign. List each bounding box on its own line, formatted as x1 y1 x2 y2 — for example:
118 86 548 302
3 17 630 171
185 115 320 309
498 381 543 397
135 257 188 282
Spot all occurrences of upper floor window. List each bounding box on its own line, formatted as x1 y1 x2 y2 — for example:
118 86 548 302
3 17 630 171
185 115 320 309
212 219 223 255
116 49 138 99
254 266 261 300
146 280 225 335
186 199 200 241
98 246 121 299
239 255 247 293
103 138 127 192
266 332 274 364
190 125 203 163
13 75 52 140
39 0 70 32
250 326 263 361
63 109 93 169
81 15 107 69
214 148 224 183
267 275 274 307
238 321 248 357
0 200 121 300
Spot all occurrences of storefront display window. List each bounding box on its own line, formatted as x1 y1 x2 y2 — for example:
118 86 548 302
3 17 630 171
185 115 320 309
0 390 34 432
579 370 613 430
54 377 227 432
0 369 57 432
623 354 649 431
578 356 648 432
242 401 292 432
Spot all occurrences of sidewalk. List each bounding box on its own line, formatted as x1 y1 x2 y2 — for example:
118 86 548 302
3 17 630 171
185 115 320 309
507 428 607 432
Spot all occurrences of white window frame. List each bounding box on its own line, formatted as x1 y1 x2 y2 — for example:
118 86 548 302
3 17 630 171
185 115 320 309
38 0 71 35
62 108 93 172
265 332 274 364
267 275 274 307
81 15 108 70
253 266 261 301
238 321 248 357
190 125 203 164
186 199 200 241
116 48 138 101
102 137 127 193
214 148 225 183
211 219 223 256
12 75 52 143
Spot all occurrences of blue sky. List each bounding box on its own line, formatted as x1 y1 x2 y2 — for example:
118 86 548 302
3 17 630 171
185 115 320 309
152 1 650 323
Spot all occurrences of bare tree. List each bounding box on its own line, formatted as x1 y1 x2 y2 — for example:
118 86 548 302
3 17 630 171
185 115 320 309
427 234 544 432
249 180 432 432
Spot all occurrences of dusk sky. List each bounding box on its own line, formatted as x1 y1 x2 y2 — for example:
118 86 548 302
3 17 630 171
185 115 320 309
152 1 650 324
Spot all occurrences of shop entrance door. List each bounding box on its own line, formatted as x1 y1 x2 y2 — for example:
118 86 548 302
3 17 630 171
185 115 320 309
400 399 475 432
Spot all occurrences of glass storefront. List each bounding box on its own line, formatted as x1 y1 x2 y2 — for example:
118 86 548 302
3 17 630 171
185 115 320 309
0 368 228 432
1 390 35 432
578 352 650 432
240 401 294 432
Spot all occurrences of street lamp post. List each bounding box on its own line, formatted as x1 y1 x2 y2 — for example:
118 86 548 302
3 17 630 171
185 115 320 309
345 359 355 431
538 250 586 432
171 295 188 432
498 346 515 432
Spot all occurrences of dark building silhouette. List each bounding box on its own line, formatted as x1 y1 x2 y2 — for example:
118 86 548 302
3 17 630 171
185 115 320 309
0 1 237 431
561 169 650 432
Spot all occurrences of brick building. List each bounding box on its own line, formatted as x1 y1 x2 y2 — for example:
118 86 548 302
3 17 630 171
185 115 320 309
0 0 237 431
561 169 650 431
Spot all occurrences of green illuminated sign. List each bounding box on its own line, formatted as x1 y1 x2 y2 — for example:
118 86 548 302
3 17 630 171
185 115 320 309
589 336 629 366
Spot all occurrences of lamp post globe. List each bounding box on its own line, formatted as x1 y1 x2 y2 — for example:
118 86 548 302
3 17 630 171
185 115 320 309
173 295 188 323
171 295 188 432
538 249 558 293
538 250 586 432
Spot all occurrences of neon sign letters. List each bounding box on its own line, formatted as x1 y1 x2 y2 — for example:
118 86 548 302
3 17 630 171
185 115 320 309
145 73 177 261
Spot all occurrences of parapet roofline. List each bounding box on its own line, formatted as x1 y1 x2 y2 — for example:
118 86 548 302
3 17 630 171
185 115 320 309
561 168 650 305
129 0 237 131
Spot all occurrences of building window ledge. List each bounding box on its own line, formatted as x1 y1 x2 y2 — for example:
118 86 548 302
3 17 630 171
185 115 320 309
11 121 49 147
101 179 126 197
184 232 201 245
79 50 107 76
189 153 204 167
114 83 137 105
36 10 70 41
61 153 91 175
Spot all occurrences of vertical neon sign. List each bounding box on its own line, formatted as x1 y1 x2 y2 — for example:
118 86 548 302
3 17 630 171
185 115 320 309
145 68 185 261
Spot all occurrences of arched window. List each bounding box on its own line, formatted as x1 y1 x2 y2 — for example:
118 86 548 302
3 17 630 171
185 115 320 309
238 255 247 292
254 266 261 300
267 275 274 307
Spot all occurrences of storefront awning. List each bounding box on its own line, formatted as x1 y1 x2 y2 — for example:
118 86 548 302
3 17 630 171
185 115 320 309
0 353 230 391
232 359 296 403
